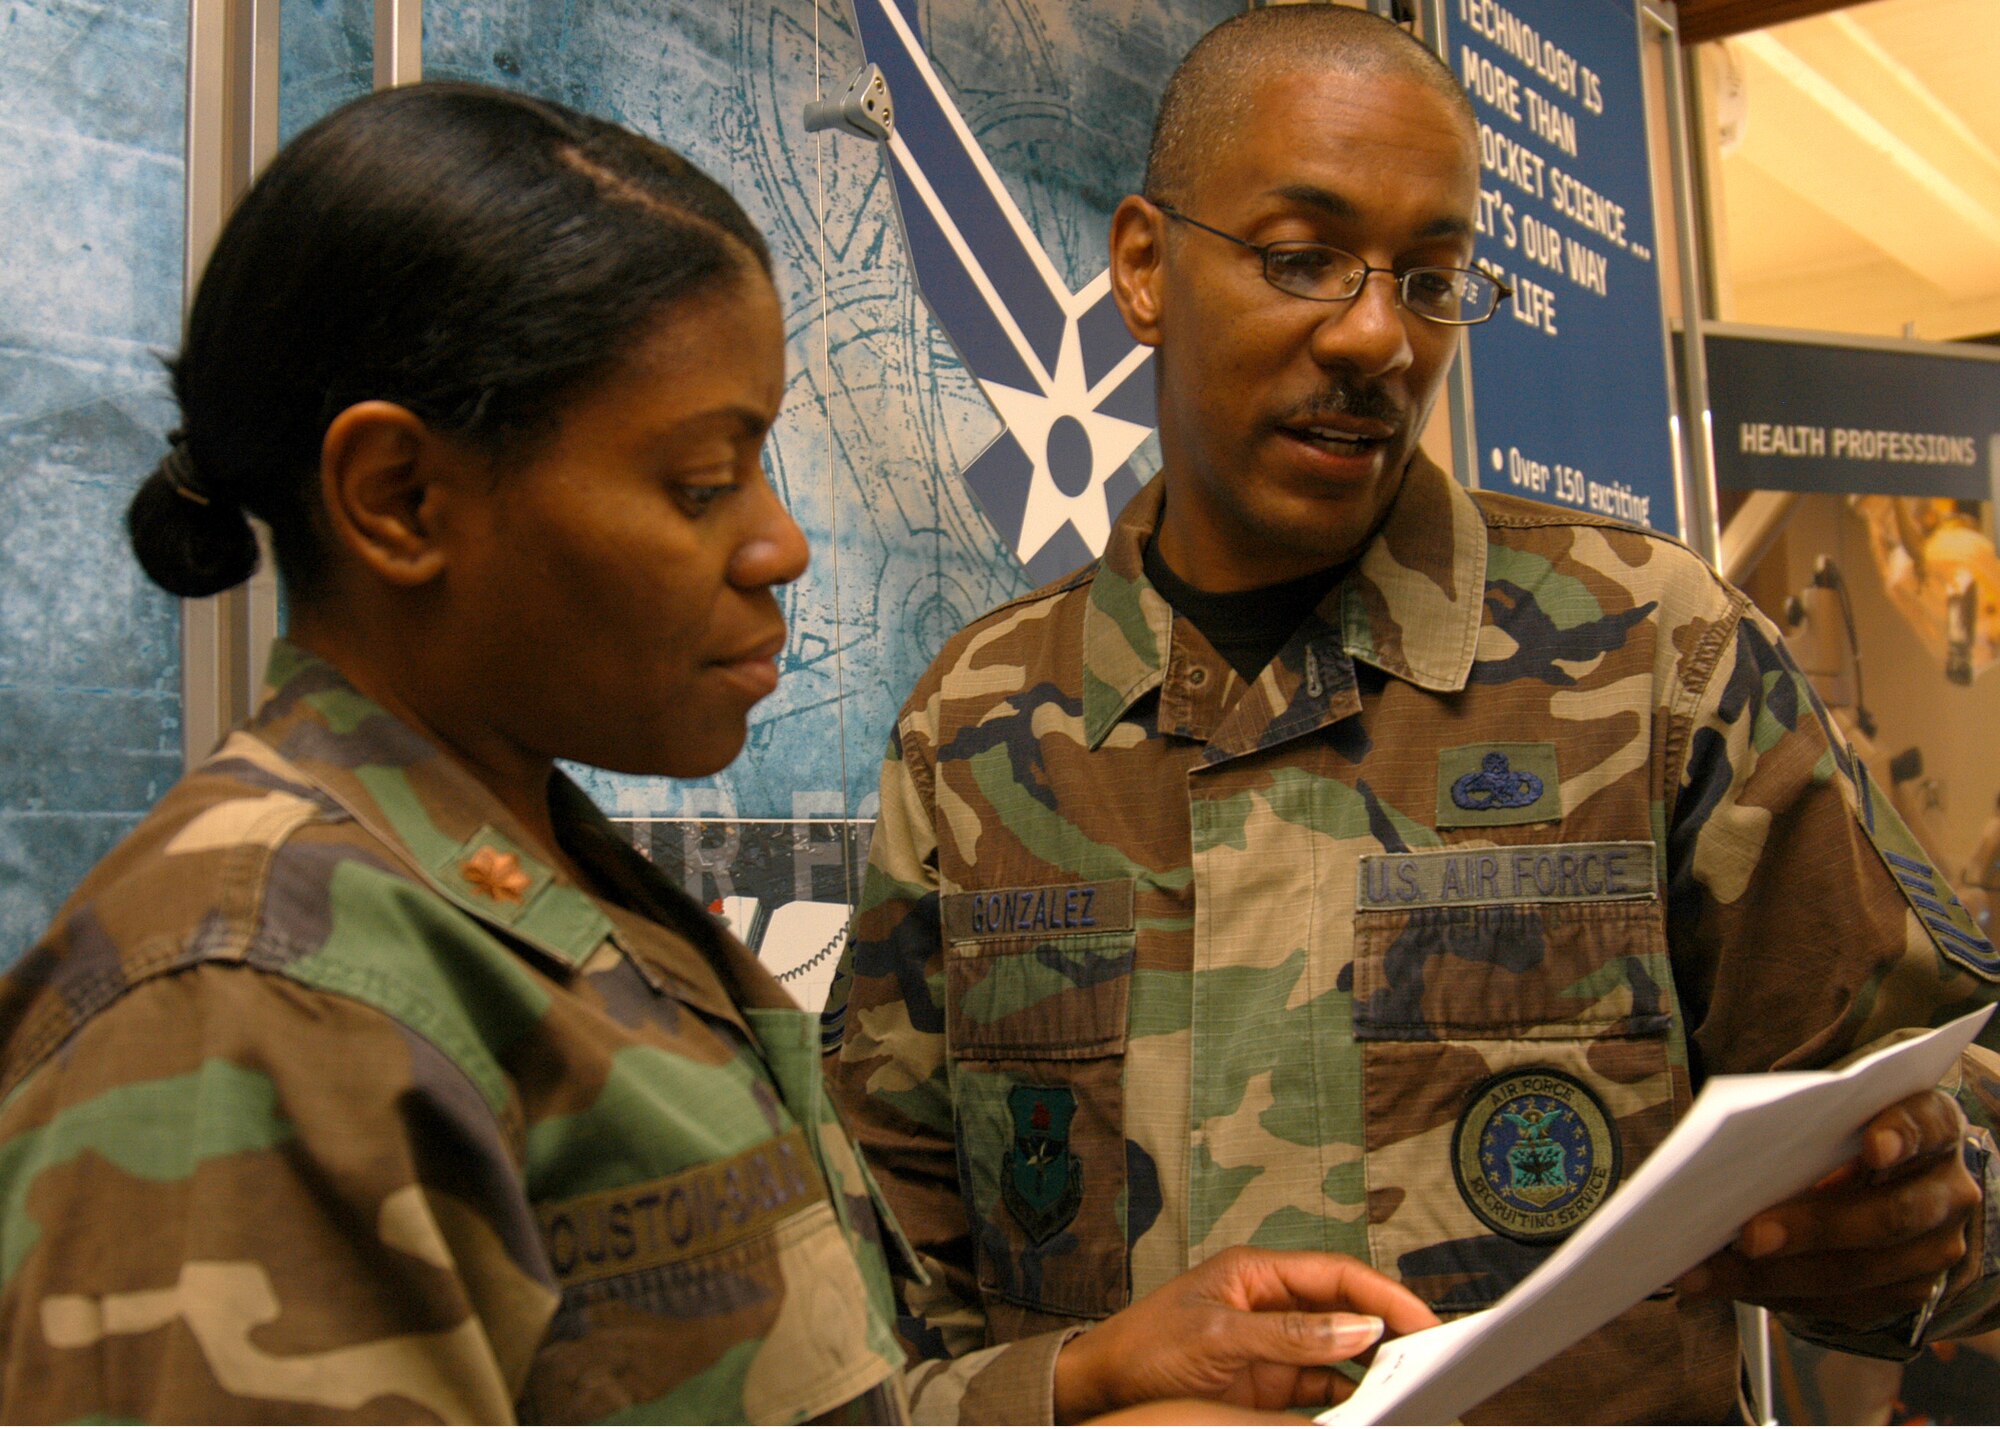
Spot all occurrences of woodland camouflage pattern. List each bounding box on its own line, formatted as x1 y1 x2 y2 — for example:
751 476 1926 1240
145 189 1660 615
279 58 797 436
825 456 2000 1424
0 643 946 1424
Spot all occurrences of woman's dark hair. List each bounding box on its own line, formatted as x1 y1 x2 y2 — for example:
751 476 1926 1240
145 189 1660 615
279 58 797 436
129 82 773 599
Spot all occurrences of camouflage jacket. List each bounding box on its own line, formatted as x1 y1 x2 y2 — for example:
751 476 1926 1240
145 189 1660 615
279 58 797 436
0 643 933 1424
825 457 2000 1424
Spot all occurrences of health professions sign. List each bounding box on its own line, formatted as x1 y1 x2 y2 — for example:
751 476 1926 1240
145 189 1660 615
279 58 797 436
1703 331 1999 500
1444 0 1679 536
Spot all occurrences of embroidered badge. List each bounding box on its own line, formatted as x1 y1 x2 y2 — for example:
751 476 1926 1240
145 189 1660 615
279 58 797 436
1452 1068 1620 1243
1845 757 1999 980
461 846 533 903
1883 849 1999 977
1455 753 1542 809
1437 743 1563 828
1001 1085 1083 1244
435 826 564 934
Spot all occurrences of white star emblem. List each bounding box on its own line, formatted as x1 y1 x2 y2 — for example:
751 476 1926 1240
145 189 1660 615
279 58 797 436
979 308 1153 565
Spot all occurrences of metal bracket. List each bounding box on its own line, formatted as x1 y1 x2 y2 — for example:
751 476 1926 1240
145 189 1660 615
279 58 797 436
803 63 892 141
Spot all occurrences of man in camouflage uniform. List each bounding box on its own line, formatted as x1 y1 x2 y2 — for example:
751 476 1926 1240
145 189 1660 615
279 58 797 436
824 9 2000 1421
0 642 925 1422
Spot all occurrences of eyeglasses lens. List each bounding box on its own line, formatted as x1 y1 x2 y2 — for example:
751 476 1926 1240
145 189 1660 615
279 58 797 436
1265 245 1359 302
1398 269 1495 324
1263 244 1498 324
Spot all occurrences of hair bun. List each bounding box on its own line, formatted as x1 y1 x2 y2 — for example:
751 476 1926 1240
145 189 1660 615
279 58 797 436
126 443 260 597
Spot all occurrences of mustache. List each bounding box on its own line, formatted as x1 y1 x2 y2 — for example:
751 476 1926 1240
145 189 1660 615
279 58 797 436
1279 381 1405 428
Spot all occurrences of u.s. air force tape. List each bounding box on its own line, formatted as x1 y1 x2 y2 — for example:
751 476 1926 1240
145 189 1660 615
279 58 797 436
943 879 1135 941
1357 841 1655 911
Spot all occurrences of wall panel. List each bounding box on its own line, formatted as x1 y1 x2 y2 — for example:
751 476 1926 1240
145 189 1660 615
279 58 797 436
0 0 187 967
278 0 372 140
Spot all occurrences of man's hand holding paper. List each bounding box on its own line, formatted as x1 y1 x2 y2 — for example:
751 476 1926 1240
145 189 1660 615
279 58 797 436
1317 1009 1995 1426
1679 1086 1983 1330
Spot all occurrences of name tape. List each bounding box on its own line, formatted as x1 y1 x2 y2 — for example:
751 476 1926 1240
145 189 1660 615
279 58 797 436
535 1127 818 1287
943 879 1135 942
1358 841 1655 911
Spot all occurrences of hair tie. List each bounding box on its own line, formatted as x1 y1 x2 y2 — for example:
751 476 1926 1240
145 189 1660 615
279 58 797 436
160 432 215 508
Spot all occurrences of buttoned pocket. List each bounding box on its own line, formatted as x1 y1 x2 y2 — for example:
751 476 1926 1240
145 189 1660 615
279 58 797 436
524 1142 902 1422
1349 844 1687 1314
945 928 1132 1323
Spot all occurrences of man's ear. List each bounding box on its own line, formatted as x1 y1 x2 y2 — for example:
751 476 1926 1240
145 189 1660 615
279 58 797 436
1109 195 1168 348
318 401 454 587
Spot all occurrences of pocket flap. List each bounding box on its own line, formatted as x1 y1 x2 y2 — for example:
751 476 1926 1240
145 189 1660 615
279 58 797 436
1354 894 1671 1040
947 932 1134 1059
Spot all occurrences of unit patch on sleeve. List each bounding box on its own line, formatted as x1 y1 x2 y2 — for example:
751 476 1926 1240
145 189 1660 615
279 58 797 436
1452 1068 1621 1243
1437 743 1564 827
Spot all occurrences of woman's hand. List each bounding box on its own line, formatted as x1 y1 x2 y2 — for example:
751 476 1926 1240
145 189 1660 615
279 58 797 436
1053 1246 1439 1422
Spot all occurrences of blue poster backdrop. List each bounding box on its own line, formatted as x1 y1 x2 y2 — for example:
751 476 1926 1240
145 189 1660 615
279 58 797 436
846 0 1158 585
1443 0 1680 536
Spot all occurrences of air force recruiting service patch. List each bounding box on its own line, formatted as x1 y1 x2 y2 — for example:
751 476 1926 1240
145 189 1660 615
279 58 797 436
1453 1068 1621 1243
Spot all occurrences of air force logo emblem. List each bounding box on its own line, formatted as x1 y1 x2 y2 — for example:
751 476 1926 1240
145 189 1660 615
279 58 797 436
842 0 1156 582
1453 1067 1619 1243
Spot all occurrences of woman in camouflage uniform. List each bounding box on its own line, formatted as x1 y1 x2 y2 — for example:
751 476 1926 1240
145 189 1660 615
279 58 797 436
0 83 1427 1423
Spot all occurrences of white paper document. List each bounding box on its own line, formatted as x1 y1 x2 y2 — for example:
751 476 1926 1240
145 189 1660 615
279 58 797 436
1320 1006 1994 1426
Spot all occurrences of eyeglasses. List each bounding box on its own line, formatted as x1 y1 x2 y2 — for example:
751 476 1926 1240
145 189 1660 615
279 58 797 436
1152 202 1512 326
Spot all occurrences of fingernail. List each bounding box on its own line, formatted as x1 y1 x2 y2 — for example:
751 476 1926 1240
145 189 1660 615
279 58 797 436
1327 1315 1385 1356
1741 1221 1786 1259
1869 1127 1910 1166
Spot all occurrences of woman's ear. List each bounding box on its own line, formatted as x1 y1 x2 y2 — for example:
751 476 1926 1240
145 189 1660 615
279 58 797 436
1109 195 1168 348
318 401 453 587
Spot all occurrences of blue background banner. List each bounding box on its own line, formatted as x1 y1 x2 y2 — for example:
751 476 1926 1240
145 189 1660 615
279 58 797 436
1 0 186 971
1699 329 2000 500
847 0 1157 585
0 0 1234 964
1444 0 1680 536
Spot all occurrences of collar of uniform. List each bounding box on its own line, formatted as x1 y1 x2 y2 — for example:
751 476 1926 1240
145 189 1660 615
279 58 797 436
1082 476 1178 749
1081 457 1486 748
1340 451 1487 694
245 641 615 973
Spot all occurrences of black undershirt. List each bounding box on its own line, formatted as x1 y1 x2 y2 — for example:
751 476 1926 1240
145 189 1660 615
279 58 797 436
1142 535 1348 682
